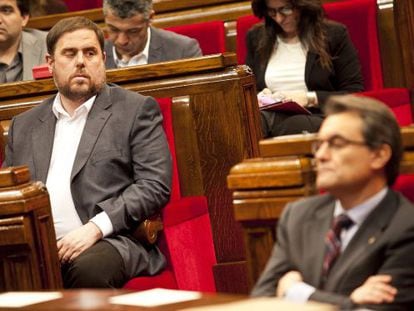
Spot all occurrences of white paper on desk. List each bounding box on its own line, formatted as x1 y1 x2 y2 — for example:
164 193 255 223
0 292 62 308
109 288 202 307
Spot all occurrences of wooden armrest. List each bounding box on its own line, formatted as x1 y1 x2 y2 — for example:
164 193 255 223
132 215 163 245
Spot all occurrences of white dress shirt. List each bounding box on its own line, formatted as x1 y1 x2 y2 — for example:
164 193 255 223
113 27 151 67
284 187 389 302
46 94 113 239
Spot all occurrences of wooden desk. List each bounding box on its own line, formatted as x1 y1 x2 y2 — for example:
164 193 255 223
0 290 337 310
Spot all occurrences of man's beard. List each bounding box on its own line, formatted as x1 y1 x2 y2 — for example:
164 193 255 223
56 77 106 102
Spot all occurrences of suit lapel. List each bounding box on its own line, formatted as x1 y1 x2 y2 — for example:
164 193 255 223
70 86 112 180
303 197 335 287
31 98 56 182
148 27 163 63
324 190 397 290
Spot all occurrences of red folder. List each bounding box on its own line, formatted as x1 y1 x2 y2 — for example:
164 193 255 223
259 101 311 115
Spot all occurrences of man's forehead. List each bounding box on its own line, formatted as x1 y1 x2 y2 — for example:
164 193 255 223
55 29 101 49
0 0 18 8
319 112 364 138
105 10 148 28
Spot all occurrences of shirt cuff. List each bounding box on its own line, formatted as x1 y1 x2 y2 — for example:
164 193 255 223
284 282 316 303
90 212 113 238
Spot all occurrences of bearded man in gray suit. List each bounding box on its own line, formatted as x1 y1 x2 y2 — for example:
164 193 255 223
3 16 172 288
102 0 202 69
252 95 414 310
0 0 47 82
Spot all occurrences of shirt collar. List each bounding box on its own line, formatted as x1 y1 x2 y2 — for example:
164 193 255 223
52 94 96 119
113 27 151 67
334 187 388 226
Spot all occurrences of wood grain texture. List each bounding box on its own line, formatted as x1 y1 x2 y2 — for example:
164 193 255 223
0 166 62 291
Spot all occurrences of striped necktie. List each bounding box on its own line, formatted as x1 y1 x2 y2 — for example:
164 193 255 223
322 214 354 279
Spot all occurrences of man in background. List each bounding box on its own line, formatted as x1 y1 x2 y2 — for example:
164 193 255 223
252 95 414 309
4 16 172 287
103 0 202 68
0 0 47 82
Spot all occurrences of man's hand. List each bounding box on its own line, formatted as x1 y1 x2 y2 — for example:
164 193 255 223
276 270 303 297
57 222 103 264
350 275 397 305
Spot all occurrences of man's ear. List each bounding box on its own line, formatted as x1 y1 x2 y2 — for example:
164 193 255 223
148 10 155 24
102 51 106 62
45 54 54 74
21 14 30 27
370 144 392 170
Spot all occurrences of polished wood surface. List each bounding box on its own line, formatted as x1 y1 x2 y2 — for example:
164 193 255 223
0 53 262 293
0 166 62 291
227 126 414 288
0 290 246 311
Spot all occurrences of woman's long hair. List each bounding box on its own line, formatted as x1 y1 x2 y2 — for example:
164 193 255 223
251 0 332 70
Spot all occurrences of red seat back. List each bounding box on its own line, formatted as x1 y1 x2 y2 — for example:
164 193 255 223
166 20 226 55
358 88 413 126
324 0 383 90
64 0 102 11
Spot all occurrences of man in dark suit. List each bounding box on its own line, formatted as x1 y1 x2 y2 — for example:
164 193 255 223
102 0 202 69
3 16 172 288
252 95 414 310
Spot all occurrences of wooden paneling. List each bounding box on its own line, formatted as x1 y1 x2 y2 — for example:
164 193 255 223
0 166 62 291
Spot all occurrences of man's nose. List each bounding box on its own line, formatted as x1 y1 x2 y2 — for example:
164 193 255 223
75 52 85 65
314 142 330 161
116 32 129 46
275 12 285 24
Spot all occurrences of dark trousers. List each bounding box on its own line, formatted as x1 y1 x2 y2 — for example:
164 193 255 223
261 110 324 138
61 240 127 288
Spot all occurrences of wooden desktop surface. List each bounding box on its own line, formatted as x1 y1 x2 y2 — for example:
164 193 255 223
0 290 245 311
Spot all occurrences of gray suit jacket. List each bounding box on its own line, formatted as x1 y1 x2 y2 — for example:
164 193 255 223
251 190 414 310
21 28 48 81
4 84 172 279
105 26 202 69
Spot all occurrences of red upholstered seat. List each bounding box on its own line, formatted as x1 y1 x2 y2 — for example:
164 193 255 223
236 15 260 65
358 88 413 126
324 0 383 91
64 0 102 11
166 20 226 55
123 98 217 292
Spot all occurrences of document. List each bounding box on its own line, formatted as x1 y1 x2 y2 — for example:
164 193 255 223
0 292 62 308
109 288 202 307
258 95 311 115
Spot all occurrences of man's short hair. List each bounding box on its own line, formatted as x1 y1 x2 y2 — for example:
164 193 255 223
324 94 403 186
46 17 105 55
16 0 30 16
103 0 153 20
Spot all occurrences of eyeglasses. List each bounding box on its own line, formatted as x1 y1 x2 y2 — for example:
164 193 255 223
267 5 294 17
311 134 367 154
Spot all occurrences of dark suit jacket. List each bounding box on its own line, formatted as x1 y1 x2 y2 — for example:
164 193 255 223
251 190 414 310
245 21 364 107
4 84 172 279
105 26 202 69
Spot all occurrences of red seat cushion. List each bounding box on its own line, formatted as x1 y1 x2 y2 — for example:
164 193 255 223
64 0 102 11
